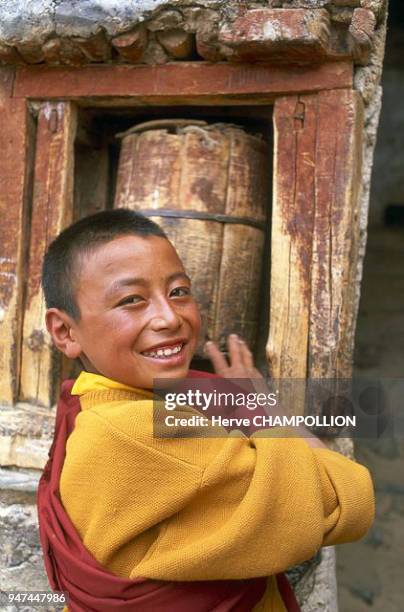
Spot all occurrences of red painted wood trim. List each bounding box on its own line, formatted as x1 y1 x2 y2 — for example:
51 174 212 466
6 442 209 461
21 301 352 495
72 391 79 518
13 61 353 102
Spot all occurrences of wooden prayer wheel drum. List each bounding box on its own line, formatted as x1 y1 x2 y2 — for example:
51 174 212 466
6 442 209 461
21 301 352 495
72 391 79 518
114 119 269 356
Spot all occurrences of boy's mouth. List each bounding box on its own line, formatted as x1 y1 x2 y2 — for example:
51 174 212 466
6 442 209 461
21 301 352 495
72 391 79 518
141 341 185 360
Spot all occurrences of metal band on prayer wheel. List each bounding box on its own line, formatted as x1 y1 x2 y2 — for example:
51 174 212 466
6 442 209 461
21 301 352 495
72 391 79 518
139 208 267 231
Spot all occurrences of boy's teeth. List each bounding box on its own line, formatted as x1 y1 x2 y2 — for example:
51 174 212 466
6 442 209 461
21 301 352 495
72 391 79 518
143 344 183 358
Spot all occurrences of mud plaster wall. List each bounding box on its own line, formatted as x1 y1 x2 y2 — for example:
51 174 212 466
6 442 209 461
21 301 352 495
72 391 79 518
0 1 389 610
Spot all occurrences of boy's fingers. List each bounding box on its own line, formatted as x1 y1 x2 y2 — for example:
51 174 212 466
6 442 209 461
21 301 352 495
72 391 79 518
204 341 228 374
239 339 254 369
228 334 243 366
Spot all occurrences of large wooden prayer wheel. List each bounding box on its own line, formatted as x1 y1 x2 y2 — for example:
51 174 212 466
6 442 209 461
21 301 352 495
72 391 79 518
114 119 269 355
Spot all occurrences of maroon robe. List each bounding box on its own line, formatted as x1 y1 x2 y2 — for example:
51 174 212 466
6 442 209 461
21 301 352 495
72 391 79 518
37 371 300 612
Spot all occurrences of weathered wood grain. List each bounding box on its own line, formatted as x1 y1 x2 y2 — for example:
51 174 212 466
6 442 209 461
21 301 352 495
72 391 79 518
309 89 363 380
268 89 364 421
115 128 184 210
213 129 268 349
19 102 77 407
157 29 195 59
219 8 331 63
111 25 148 63
76 31 112 63
268 95 318 382
13 62 353 103
0 69 34 406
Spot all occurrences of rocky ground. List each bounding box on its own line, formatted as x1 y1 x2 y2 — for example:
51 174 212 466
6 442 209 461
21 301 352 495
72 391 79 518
338 438 404 611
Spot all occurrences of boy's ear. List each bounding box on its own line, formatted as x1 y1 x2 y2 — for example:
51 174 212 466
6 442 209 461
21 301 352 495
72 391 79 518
45 308 82 360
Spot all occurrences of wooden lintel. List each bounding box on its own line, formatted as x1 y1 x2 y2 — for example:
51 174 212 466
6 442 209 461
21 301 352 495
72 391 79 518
13 61 352 104
19 101 77 407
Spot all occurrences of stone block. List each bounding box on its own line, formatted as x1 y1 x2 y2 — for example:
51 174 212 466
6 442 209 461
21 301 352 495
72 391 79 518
360 0 385 19
0 467 41 493
327 6 355 24
194 11 223 61
42 37 87 66
196 29 225 61
350 7 376 44
349 7 376 65
75 30 111 62
140 35 168 65
218 9 331 63
0 405 54 469
147 9 184 32
182 7 218 33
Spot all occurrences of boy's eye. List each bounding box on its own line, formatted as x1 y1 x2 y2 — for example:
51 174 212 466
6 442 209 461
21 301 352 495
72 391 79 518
117 295 144 306
170 286 191 298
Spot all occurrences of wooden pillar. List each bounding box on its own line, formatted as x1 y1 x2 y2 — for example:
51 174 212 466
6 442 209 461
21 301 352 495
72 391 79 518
309 90 363 380
19 102 77 407
0 68 35 406
268 94 318 382
268 89 363 391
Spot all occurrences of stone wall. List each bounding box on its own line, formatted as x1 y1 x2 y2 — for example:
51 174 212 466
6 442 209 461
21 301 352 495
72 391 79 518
0 1 386 67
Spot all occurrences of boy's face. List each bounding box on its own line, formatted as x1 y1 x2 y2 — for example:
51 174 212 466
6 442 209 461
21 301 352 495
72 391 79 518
49 235 201 389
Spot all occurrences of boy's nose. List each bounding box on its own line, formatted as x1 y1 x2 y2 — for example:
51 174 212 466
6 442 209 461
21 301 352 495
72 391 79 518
149 299 182 331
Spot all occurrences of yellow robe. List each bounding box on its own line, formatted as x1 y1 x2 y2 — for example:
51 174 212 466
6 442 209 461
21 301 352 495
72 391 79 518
60 372 375 611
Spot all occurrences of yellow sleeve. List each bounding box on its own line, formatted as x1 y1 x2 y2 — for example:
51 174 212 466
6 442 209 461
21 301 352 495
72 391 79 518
60 401 374 583
311 447 375 546
135 433 374 581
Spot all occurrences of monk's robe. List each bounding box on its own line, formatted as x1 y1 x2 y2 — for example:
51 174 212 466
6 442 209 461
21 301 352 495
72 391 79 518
58 371 374 611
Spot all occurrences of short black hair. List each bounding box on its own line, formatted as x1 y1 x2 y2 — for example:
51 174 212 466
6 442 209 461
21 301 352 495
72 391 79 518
42 208 167 320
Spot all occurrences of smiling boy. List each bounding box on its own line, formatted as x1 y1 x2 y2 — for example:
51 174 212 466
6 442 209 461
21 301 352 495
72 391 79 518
40 208 374 611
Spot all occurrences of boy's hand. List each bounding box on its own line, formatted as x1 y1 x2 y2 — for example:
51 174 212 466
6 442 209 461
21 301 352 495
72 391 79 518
205 335 326 448
204 334 263 380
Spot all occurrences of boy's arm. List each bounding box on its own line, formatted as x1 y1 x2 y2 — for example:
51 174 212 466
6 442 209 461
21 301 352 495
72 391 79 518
135 429 374 581
60 402 374 583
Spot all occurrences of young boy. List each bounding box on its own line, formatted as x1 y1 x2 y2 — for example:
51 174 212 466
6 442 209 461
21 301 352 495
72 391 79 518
39 208 374 611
